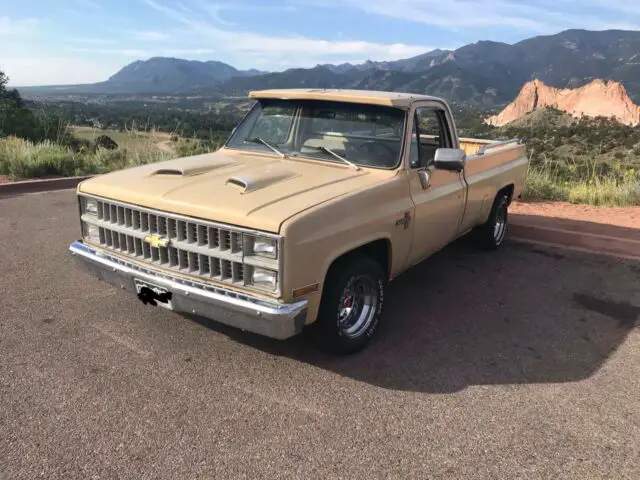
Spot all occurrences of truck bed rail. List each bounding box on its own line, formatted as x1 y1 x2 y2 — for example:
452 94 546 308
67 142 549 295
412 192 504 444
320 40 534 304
476 138 521 156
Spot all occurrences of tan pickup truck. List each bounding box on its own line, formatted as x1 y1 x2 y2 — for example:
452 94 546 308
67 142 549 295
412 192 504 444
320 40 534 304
70 89 528 353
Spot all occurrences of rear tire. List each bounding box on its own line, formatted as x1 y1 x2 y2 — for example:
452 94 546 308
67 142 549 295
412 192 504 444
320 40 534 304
474 192 509 249
314 255 385 355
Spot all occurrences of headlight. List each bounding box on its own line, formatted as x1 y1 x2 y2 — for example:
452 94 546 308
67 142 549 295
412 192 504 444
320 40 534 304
251 236 277 259
82 221 100 243
250 267 277 290
82 197 98 216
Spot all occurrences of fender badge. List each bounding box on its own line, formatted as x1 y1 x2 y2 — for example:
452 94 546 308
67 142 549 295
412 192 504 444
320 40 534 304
395 212 412 230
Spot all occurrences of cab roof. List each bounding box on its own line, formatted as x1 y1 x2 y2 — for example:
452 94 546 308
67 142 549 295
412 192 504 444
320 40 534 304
248 88 444 109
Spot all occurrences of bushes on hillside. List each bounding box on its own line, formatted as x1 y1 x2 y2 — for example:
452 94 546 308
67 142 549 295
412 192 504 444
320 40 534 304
173 138 219 157
0 137 98 179
0 71 70 144
94 134 119 150
0 136 175 181
93 147 129 170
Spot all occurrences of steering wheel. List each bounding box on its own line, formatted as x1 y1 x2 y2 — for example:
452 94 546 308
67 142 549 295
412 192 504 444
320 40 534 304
354 141 397 166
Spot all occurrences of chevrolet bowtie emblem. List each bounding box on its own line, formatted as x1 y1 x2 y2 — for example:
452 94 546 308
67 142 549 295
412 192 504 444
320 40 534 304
143 234 170 248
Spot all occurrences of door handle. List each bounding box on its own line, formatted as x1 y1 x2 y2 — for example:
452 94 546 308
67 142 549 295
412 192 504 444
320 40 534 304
418 170 431 190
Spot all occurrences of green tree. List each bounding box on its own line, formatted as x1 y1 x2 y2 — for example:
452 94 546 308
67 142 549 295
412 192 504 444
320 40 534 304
0 70 36 139
0 69 68 143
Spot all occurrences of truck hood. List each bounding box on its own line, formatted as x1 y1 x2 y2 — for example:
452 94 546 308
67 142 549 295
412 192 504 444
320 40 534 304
78 149 396 233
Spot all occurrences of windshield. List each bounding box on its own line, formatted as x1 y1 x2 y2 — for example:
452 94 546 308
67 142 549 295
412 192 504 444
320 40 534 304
226 99 406 169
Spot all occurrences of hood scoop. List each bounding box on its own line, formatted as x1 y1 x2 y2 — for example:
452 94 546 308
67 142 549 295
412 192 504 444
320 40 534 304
225 167 298 194
152 159 236 178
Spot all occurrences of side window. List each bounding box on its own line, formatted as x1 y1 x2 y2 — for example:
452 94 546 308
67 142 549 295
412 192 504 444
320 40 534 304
409 107 451 169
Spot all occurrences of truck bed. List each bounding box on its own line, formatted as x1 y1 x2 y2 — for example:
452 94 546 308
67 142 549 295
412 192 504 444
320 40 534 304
458 137 529 233
459 137 519 156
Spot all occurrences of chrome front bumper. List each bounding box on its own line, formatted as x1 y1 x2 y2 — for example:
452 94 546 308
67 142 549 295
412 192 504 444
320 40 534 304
69 241 308 339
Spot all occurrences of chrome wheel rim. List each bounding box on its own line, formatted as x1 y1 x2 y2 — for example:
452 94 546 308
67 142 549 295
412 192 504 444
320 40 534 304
494 203 507 243
338 275 378 339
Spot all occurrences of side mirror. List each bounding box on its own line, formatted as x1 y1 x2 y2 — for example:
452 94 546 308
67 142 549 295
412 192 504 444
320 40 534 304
434 148 466 171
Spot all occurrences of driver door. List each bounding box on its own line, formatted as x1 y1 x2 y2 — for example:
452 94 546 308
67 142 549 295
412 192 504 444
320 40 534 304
406 105 466 266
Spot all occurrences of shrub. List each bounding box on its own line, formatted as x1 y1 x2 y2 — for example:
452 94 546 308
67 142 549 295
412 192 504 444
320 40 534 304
0 136 97 180
520 155 640 206
0 137 175 180
66 136 93 153
521 166 570 202
94 134 118 150
568 178 640 207
127 149 175 166
93 147 129 170
174 138 217 157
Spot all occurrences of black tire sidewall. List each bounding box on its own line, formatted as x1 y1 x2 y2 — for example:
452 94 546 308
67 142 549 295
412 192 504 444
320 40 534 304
492 195 509 247
476 193 509 249
316 256 385 353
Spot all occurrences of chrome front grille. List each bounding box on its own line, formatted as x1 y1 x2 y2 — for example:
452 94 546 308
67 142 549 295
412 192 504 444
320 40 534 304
88 199 248 285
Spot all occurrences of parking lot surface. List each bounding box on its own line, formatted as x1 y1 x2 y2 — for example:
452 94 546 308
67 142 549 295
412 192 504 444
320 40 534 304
1 190 638 479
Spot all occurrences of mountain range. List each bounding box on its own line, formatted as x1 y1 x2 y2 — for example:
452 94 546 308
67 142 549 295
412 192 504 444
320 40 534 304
19 29 640 106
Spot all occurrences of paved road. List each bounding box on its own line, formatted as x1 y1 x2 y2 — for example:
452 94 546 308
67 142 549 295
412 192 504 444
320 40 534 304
1 190 639 479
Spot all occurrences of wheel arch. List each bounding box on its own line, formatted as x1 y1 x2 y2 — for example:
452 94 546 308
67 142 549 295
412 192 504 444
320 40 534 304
498 183 515 205
323 237 392 285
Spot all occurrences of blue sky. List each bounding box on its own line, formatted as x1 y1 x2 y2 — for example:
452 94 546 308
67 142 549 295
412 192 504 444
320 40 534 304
2 0 639 86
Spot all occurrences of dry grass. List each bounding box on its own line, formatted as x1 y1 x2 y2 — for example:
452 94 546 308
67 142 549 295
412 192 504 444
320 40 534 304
71 125 173 153
2 133 638 206
0 136 176 180
522 155 640 206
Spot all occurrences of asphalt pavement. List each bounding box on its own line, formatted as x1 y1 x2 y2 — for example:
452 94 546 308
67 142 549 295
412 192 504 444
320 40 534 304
1 190 638 479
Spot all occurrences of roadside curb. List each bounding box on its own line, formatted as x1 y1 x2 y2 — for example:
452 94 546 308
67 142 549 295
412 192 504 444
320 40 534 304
0 176 93 198
510 214 640 262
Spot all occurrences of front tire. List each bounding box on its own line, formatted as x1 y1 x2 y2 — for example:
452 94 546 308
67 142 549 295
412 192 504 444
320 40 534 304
474 192 509 249
314 256 385 354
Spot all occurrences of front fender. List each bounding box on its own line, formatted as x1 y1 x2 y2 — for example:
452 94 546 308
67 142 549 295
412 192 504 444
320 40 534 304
280 173 414 324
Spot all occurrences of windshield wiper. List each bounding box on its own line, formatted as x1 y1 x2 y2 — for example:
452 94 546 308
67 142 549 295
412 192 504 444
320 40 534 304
245 137 286 158
313 146 360 171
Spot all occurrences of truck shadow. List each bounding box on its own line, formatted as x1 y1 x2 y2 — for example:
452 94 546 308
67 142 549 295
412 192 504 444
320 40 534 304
184 238 639 393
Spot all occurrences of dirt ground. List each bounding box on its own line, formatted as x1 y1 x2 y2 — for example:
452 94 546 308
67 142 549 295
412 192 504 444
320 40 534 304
511 201 640 230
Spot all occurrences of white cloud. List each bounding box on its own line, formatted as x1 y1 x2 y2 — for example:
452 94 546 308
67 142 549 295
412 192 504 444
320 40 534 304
143 0 434 68
1 57 120 86
196 0 298 26
573 0 640 16
68 47 149 56
175 2 194 14
72 0 103 10
163 48 217 56
10 0 637 86
68 47 217 57
134 31 170 41
68 37 118 45
202 4 236 27
0 16 40 36
296 0 640 33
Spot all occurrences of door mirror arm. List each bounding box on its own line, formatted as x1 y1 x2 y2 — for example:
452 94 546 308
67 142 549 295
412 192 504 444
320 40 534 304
417 169 431 189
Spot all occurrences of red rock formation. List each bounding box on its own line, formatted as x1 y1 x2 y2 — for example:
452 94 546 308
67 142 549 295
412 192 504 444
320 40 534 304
486 79 640 126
